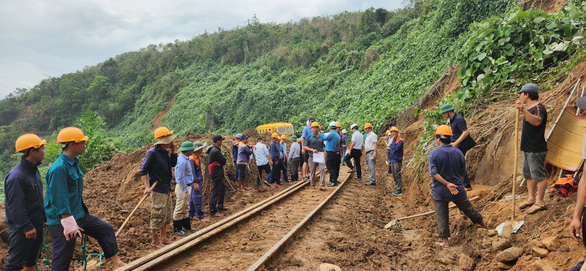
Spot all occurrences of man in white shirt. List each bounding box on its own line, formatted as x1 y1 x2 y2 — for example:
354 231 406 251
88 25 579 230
288 135 301 182
344 124 363 180
364 123 378 186
252 137 272 187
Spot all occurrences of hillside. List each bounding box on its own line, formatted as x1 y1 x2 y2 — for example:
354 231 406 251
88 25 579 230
1 0 586 269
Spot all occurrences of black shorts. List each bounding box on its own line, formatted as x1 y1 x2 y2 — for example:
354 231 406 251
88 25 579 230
304 152 310 163
237 164 247 180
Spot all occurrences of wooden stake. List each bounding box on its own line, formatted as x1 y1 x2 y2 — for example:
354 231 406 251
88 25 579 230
116 181 157 237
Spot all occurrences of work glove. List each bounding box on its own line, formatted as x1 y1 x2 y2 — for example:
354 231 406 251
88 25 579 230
61 216 82 241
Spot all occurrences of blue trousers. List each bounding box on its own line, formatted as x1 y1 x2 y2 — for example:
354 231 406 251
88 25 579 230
189 182 205 219
271 158 288 184
256 164 272 186
48 213 119 271
4 223 44 271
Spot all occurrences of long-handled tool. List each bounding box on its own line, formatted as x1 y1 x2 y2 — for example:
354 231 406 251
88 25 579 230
385 196 480 232
116 181 158 237
499 108 523 237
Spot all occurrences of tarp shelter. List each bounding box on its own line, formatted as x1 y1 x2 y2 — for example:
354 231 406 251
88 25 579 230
546 109 586 171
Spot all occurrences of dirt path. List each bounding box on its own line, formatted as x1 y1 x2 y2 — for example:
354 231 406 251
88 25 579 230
157 174 346 271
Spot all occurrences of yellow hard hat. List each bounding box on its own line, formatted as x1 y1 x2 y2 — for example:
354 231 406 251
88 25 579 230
15 134 47 153
336 121 342 128
57 127 90 144
154 127 173 139
311 122 320 128
434 125 453 136
364 123 373 129
385 130 390 135
280 135 287 139
271 132 280 138
390 127 400 133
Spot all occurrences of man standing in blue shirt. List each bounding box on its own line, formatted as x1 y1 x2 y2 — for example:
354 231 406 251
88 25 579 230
139 126 178 248
269 133 288 184
301 117 316 181
388 127 404 195
173 141 198 236
4 134 47 271
429 125 487 248
324 122 341 186
45 127 125 270
440 104 477 190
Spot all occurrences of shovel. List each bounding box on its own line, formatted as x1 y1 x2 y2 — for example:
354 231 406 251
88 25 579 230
498 108 523 237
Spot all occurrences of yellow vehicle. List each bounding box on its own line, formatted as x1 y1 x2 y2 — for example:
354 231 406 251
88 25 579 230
256 122 295 136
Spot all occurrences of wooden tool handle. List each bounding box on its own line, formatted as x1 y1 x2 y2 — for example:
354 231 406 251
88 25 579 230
512 108 520 222
116 181 158 237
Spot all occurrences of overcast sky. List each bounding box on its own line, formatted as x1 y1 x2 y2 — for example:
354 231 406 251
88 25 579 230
0 0 404 99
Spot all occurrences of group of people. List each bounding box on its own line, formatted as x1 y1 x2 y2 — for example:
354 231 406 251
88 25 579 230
428 83 550 248
3 81 568 269
4 127 126 271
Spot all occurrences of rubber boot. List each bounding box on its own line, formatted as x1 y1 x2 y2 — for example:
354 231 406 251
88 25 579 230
173 220 187 236
183 217 197 231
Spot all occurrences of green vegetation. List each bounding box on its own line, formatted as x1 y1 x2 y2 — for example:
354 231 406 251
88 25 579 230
1 0 585 190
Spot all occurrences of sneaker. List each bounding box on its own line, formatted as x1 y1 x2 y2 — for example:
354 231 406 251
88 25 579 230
392 190 402 196
212 213 221 217
264 180 272 187
328 182 337 187
174 230 187 236
385 161 390 166
219 207 229 211
365 182 376 186
348 169 356 173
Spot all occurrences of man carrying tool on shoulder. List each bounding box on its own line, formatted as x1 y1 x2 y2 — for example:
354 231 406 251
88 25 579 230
4 134 47 271
429 125 487 248
515 83 548 215
46 127 125 269
139 127 178 248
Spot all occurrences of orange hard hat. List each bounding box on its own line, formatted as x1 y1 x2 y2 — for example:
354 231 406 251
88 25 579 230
336 121 342 128
390 127 400 133
311 122 320 128
364 123 373 129
57 127 90 144
434 125 453 136
271 132 280 138
15 134 47 153
154 127 173 139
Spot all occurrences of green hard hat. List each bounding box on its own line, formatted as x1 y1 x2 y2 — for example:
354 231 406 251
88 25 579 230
178 141 196 152
290 135 297 141
439 104 456 114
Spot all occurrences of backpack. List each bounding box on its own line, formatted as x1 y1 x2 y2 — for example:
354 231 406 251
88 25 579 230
554 174 579 197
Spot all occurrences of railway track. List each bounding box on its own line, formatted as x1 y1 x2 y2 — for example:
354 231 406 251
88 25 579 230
117 173 351 271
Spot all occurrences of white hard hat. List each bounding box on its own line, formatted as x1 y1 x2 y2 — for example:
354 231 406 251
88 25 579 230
329 121 337 128
342 129 347 134
350 123 358 130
